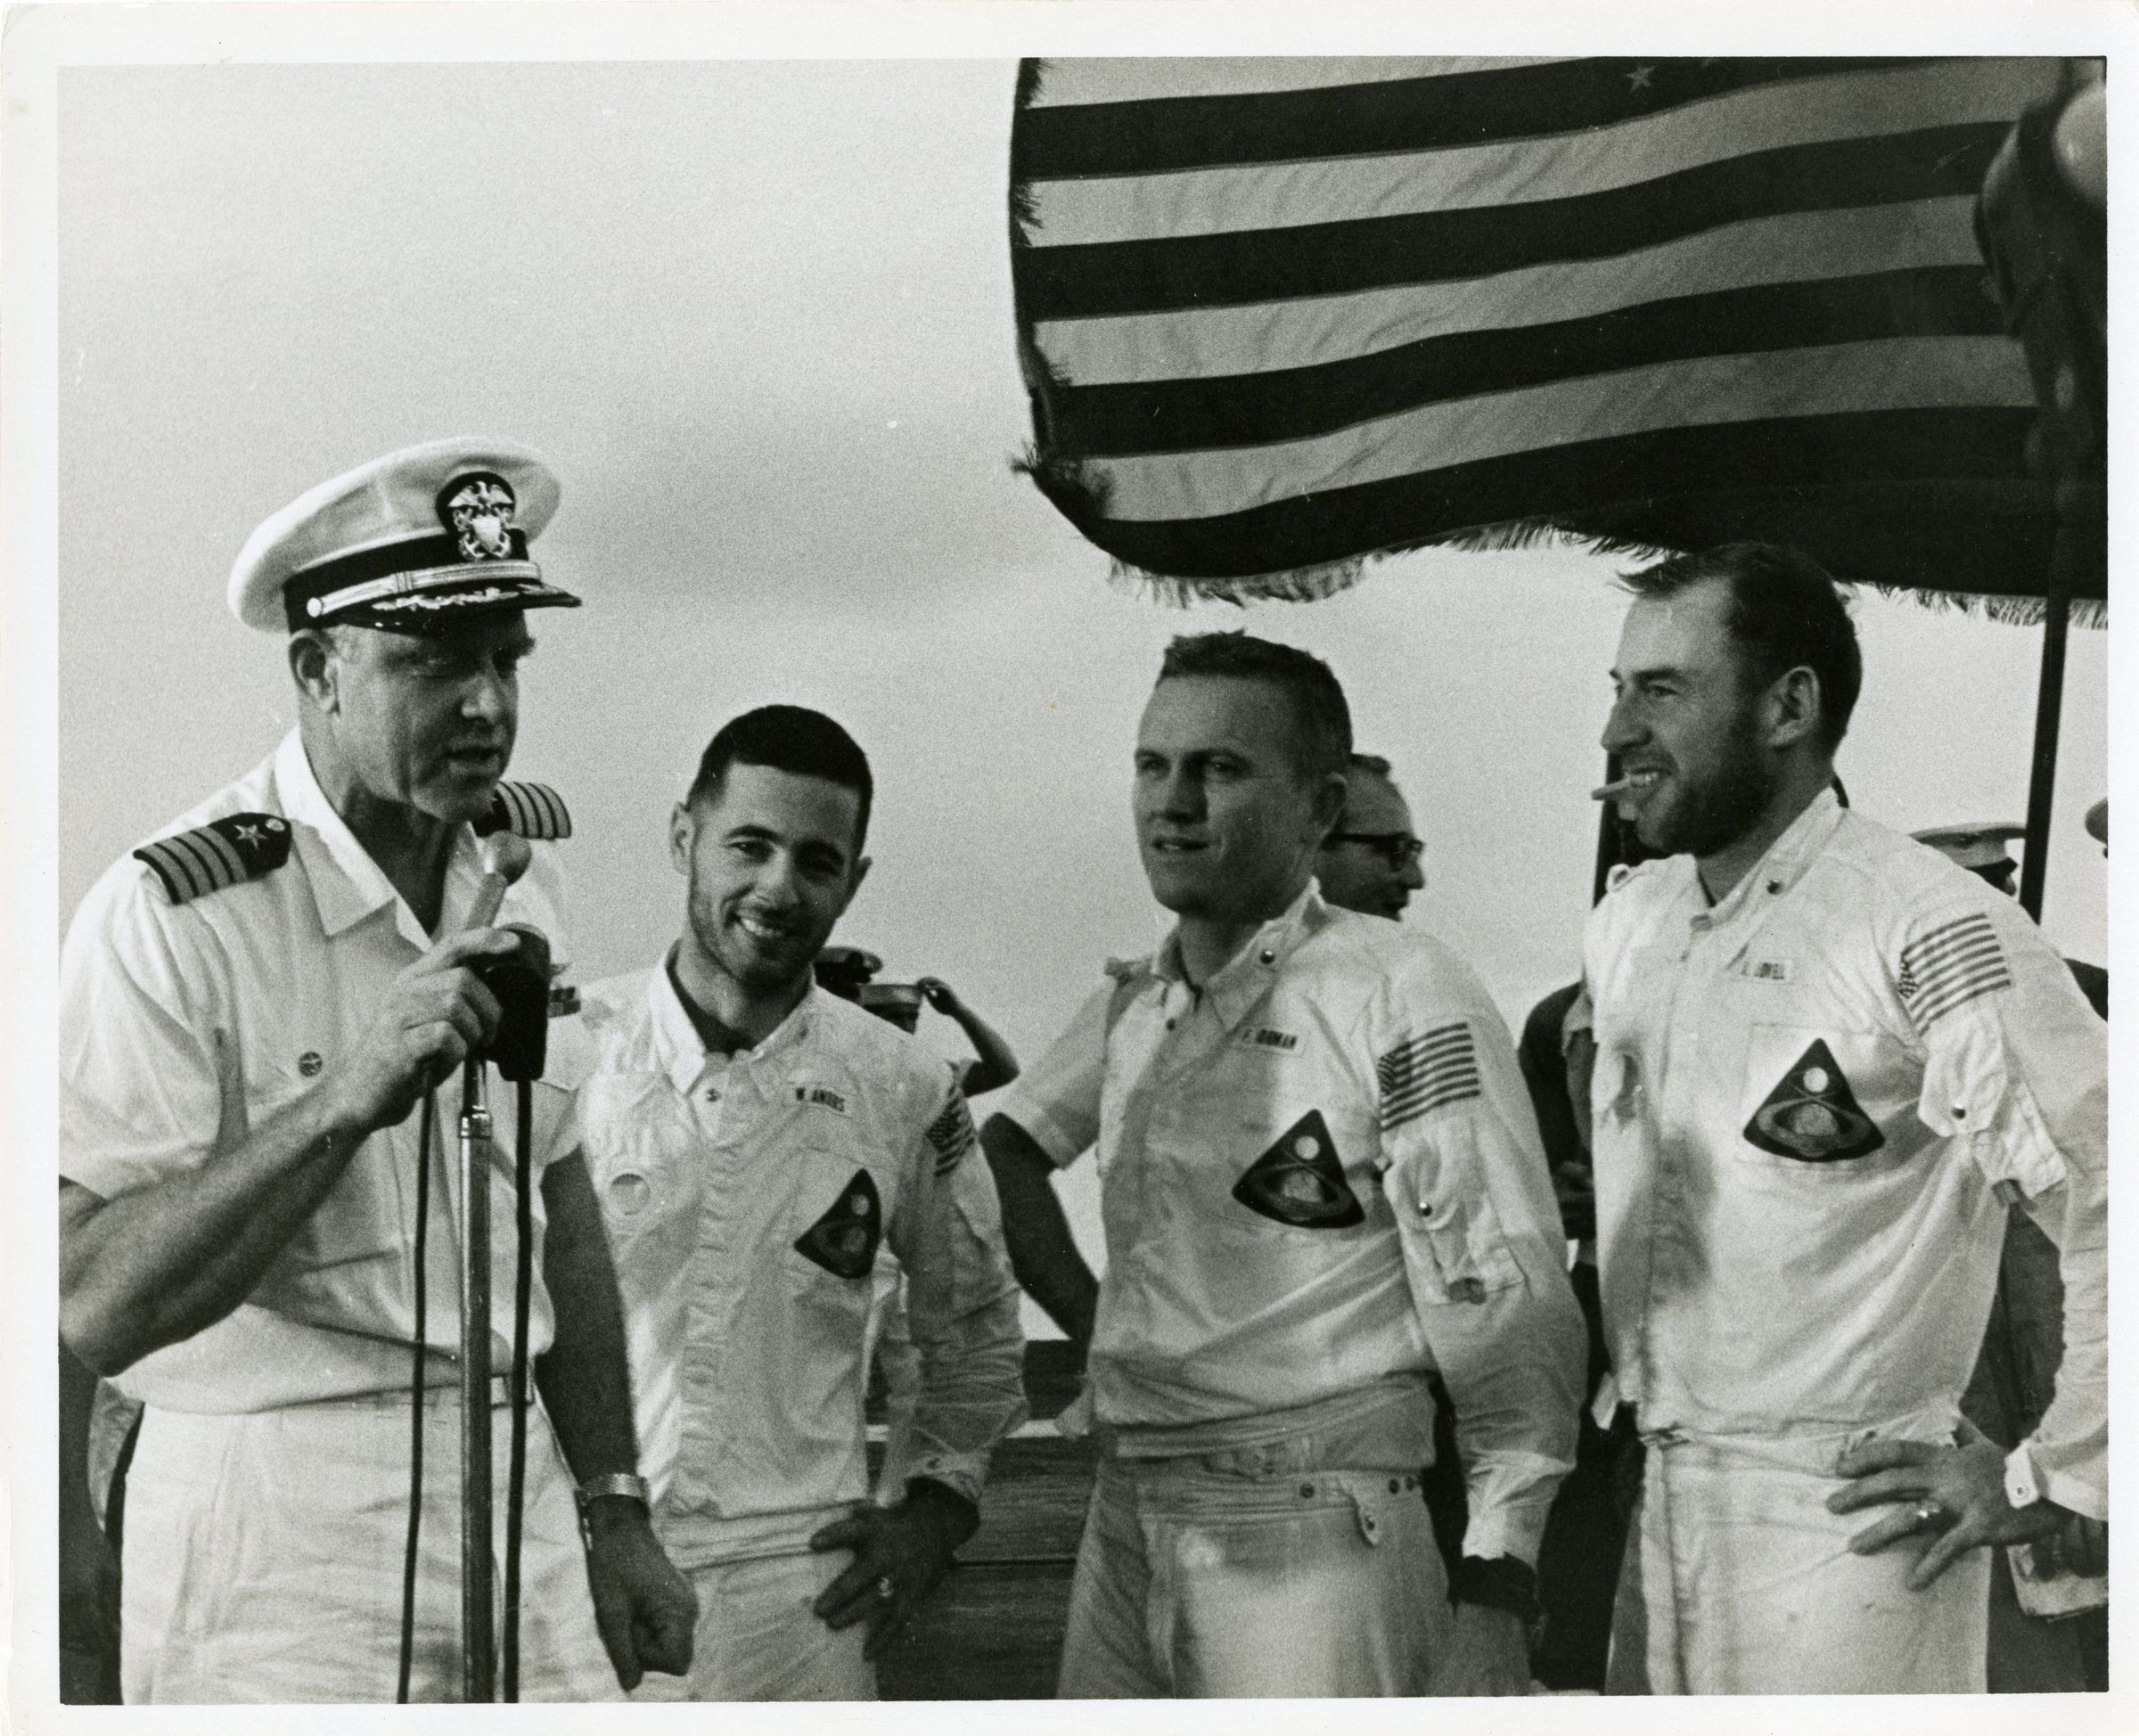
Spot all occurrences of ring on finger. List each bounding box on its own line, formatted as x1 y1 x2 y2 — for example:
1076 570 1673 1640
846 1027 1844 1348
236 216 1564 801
1912 1498 1947 1529
875 1575 897 1601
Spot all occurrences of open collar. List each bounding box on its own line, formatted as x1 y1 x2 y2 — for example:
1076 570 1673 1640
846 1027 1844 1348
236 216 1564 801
646 949 820 1094
1146 880 1329 1035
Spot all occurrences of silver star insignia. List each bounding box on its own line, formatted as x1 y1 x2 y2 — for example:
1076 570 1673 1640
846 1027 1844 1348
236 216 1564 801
1627 64 1656 92
234 823 265 846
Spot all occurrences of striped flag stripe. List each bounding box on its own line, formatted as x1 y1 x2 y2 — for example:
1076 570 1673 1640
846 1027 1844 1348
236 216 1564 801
1908 931 2006 976
1081 412 2045 584
1013 57 1930 177
1385 1053 1482 1094
1386 1077 1486 1125
1094 338 2031 523
1378 1023 1473 1077
1009 54 2073 597
1049 268 2001 458
1037 200 1987 389
1023 56 1577 110
1023 60 2046 250
1914 965 2015 1026
1902 912 2001 966
1020 126 2009 323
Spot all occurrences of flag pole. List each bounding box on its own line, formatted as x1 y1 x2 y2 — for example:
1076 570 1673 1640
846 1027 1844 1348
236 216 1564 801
2016 572 2070 923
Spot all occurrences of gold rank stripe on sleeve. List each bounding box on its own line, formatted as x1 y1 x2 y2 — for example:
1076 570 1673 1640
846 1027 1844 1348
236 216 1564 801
1376 1020 1480 1132
477 780 573 841
924 1094 978 1175
132 813 292 905
1897 913 2012 1027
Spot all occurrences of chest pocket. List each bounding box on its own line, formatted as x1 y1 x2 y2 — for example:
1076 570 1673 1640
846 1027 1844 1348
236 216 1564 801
252 1047 404 1276
785 1144 895 1283
1733 1014 1918 1180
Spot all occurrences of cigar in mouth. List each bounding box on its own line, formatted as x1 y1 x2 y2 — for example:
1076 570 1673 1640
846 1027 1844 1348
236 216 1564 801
1591 775 1640 802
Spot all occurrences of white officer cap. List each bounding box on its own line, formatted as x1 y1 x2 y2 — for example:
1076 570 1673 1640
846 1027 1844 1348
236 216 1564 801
1912 823 2025 875
228 437 578 633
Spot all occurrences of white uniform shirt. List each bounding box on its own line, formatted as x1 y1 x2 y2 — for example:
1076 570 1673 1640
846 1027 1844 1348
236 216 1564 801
1585 790 2106 1519
575 965 1027 1569
999 885 1584 1562
59 730 579 1411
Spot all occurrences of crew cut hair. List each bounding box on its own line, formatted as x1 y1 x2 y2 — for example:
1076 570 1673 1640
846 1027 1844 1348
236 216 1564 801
1157 632 1353 781
685 705 873 850
1621 542 1864 752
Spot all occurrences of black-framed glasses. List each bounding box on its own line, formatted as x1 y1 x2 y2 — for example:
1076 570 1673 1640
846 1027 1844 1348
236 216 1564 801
1328 832 1424 868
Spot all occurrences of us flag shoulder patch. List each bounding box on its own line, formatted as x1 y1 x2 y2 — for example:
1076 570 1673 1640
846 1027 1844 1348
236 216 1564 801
1898 912 2012 1027
925 1095 978 1175
1377 1020 1480 1133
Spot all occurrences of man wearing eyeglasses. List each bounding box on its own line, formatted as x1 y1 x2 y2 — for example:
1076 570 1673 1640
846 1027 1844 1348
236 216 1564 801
1315 755 1427 922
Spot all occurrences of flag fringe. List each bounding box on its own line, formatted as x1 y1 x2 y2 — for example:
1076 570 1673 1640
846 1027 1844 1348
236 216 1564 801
1053 507 2109 628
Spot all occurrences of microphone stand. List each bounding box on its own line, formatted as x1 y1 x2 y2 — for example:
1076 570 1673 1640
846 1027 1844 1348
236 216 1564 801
458 1052 496 1702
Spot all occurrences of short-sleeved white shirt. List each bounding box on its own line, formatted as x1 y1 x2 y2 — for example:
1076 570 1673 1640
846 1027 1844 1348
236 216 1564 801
60 731 580 1412
1585 790 2106 1518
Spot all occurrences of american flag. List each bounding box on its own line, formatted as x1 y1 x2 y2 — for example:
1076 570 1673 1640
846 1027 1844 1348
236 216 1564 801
1009 56 2078 602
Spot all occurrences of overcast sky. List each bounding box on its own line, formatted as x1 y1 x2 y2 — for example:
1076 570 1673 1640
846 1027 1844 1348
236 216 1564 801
53 55 2109 1285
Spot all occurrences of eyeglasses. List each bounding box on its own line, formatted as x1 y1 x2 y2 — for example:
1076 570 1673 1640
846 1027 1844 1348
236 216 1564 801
1328 832 1424 868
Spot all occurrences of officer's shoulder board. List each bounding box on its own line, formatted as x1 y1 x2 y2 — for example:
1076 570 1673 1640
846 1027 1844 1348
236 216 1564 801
476 781 572 841
134 813 292 905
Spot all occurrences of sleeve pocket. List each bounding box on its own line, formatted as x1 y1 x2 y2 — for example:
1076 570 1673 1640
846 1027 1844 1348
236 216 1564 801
1391 1118 1524 1304
1917 1011 2068 1200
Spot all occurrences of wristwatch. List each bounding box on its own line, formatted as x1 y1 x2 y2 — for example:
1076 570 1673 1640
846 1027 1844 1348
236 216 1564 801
575 1472 652 1519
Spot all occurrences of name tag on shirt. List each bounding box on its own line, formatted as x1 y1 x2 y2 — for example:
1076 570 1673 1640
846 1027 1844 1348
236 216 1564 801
1237 1026 1301 1053
1742 957 1797 984
793 1084 850 1116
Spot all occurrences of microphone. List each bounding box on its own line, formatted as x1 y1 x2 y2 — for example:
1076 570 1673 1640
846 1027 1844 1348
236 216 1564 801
467 833 533 930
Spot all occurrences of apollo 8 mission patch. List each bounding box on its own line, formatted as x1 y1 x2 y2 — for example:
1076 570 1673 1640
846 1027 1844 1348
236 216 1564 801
1743 1038 1885 1162
1233 1110 1365 1229
794 1168 882 1277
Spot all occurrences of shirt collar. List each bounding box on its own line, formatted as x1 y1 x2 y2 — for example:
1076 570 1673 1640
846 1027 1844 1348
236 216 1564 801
274 729 483 949
1149 880 1328 1032
646 948 819 1092
1699 786 1847 930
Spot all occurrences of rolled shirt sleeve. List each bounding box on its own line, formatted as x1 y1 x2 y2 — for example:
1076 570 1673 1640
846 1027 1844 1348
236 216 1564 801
1374 970 1586 1566
1894 888 2107 1520
883 1089 1029 1505
994 979 1112 1167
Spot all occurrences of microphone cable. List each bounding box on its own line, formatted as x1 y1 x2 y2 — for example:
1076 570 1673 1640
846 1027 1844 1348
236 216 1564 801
396 1088 438 1702
502 1077 534 1700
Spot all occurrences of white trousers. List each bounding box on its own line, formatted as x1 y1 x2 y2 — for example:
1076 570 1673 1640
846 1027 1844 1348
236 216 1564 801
1607 1424 1991 1694
1059 1447 1445 1698
629 1549 875 1700
121 1397 620 1703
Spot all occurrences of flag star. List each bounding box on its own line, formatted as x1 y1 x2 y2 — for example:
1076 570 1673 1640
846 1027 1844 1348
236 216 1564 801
1627 64 1656 92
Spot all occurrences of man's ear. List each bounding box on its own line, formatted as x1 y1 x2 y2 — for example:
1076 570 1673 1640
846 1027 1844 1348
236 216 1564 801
835 855 873 921
1766 666 1823 750
288 630 338 712
1310 769 1348 839
668 803 696 877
